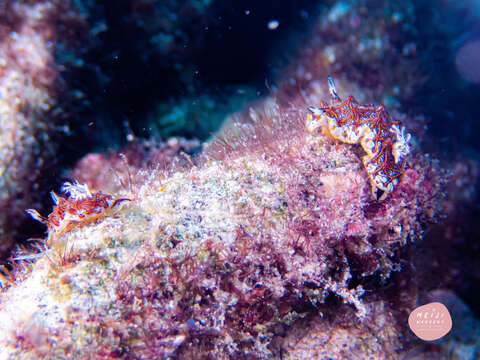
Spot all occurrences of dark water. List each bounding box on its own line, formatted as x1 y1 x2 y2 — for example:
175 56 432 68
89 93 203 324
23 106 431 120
55 1 480 160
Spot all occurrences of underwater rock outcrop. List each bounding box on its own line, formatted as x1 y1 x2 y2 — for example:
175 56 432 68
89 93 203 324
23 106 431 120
0 88 445 358
0 0 86 255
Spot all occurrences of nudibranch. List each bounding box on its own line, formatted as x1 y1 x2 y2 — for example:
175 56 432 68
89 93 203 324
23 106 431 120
26 181 130 244
306 77 411 200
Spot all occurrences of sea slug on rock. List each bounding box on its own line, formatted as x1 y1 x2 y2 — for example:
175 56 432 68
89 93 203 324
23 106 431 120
306 76 411 200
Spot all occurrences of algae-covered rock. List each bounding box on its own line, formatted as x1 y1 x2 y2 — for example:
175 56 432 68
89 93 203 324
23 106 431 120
0 92 444 358
0 0 86 255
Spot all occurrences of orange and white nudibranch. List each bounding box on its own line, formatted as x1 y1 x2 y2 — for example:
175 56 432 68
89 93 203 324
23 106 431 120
306 76 411 200
26 181 130 244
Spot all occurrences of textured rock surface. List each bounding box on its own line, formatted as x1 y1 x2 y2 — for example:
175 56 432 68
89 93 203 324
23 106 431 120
0 0 86 255
0 92 444 358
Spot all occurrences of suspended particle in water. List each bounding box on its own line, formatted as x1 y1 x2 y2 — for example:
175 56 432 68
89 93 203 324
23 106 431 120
267 19 280 30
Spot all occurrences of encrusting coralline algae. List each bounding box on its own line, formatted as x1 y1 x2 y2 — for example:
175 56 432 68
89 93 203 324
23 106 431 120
0 87 445 358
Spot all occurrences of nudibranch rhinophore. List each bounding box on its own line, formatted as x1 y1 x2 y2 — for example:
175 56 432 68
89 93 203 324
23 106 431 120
306 76 411 200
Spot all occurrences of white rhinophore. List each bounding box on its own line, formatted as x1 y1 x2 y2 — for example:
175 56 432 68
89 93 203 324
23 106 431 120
327 75 340 101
